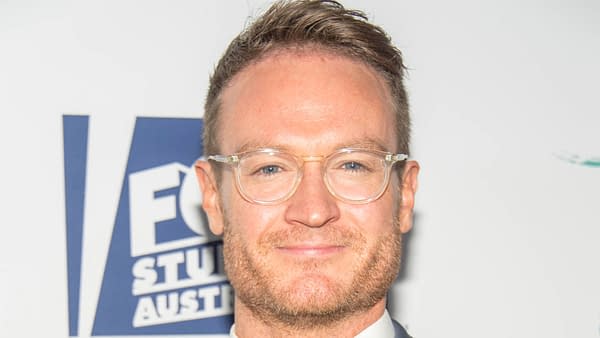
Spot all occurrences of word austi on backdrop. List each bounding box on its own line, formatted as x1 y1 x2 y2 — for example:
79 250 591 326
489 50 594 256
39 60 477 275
63 116 233 336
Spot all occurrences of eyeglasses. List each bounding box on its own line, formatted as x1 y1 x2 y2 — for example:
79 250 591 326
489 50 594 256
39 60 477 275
207 147 408 205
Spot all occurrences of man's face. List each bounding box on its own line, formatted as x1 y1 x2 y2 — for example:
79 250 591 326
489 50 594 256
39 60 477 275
197 50 418 326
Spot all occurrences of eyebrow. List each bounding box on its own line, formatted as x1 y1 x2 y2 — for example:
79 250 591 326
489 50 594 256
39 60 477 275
341 138 389 152
233 137 390 155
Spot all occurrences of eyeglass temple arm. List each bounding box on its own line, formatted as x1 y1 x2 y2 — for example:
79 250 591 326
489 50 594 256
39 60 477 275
388 154 409 162
207 154 239 164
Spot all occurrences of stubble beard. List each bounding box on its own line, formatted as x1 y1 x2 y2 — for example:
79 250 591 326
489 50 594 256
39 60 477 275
222 216 403 330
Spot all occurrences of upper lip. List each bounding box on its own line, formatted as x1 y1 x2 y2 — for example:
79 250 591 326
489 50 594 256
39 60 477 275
275 241 346 251
279 243 341 248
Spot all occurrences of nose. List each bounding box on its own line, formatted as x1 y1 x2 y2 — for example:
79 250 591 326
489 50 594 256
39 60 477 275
284 162 340 228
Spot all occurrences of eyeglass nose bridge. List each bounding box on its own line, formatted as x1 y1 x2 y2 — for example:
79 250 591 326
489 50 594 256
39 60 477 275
290 154 330 181
289 155 332 198
300 155 324 161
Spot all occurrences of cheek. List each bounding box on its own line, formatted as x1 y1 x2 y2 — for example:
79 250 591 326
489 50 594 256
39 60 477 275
341 193 397 234
225 195 285 243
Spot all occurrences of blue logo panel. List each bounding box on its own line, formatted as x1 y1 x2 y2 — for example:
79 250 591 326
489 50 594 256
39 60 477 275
64 116 233 336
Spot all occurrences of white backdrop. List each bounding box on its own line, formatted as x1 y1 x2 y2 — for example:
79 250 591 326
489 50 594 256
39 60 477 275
1 1 598 337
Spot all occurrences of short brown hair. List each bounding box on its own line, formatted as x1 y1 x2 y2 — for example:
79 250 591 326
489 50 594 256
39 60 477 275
203 0 410 157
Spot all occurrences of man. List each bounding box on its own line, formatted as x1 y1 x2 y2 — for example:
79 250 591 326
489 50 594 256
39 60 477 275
195 1 419 337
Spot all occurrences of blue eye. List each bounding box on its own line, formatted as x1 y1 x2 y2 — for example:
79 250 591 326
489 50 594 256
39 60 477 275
342 161 364 171
259 165 281 175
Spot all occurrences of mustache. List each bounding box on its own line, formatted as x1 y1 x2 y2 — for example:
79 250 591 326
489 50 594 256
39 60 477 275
257 225 366 249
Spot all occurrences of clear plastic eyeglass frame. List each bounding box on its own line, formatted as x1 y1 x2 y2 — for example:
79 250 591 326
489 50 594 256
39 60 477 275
207 147 408 205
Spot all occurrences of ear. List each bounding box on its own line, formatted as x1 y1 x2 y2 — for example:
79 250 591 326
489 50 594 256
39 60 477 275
195 160 224 236
397 160 420 234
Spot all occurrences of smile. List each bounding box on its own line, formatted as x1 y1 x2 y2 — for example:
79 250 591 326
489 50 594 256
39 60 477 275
276 244 345 257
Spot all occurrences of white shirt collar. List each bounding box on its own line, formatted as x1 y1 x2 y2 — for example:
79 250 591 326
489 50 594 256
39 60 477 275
229 310 394 338
229 324 238 338
354 309 395 338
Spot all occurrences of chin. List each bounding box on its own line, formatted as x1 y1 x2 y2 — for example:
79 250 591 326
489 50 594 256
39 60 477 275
277 275 351 312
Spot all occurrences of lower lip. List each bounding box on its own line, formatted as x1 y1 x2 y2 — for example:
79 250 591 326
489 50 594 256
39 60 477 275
277 246 344 257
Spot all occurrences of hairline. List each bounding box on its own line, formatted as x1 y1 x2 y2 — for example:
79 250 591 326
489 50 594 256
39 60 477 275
206 43 401 156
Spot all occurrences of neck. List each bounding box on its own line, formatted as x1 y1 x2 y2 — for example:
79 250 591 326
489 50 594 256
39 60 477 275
233 297 387 338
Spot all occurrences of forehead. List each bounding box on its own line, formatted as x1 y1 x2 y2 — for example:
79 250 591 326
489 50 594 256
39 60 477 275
217 49 396 154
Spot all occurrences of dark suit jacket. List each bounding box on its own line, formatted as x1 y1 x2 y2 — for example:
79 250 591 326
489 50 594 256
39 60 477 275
392 319 412 338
